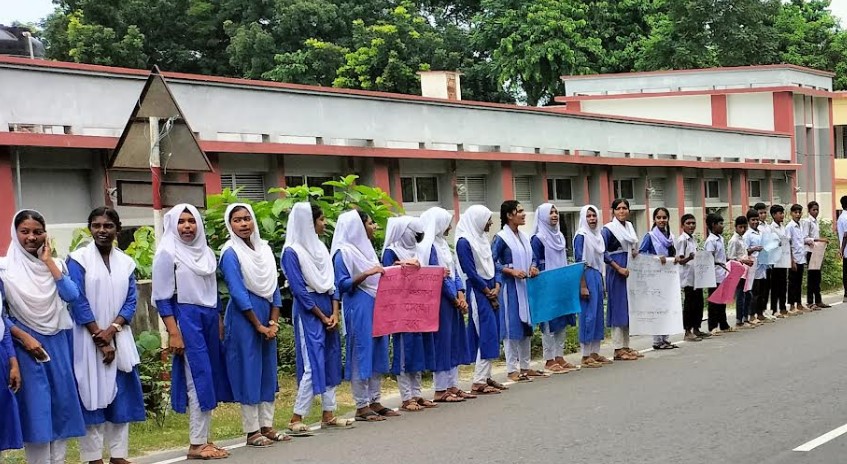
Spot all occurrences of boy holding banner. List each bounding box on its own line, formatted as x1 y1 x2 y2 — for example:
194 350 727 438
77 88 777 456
801 201 828 309
743 209 771 324
727 216 756 329
704 213 733 335
676 214 708 342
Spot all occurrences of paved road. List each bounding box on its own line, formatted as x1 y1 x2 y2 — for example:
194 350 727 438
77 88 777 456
142 301 847 464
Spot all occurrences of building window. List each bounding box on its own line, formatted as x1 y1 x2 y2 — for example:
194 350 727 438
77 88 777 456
684 179 695 205
748 180 762 198
546 178 573 201
457 176 486 203
222 173 266 201
513 176 532 205
285 175 336 193
705 180 720 199
613 179 635 200
401 176 439 203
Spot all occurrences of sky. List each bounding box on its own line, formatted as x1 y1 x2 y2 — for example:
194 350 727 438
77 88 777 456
1 0 847 30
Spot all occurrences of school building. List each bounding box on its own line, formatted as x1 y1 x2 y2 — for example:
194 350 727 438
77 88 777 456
0 56 836 252
832 91 847 204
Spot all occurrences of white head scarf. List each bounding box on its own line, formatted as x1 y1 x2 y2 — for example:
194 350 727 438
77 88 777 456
152 204 218 308
417 207 454 271
282 202 335 294
604 203 638 252
70 241 140 410
532 203 567 270
454 205 495 280
221 203 278 301
497 215 533 324
576 205 606 274
383 216 423 262
0 210 72 335
330 210 380 297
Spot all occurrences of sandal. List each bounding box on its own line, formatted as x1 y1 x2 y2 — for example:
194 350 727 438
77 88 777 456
558 359 579 370
321 417 355 428
486 378 509 390
246 432 274 448
653 344 674 350
415 397 439 408
614 349 638 361
355 410 386 421
471 383 501 394
625 348 644 358
581 357 602 368
507 372 532 382
590 353 613 364
206 443 230 457
523 369 550 378
187 443 228 460
285 422 314 437
371 405 401 417
401 400 425 412
452 388 478 399
433 391 465 403
546 363 570 374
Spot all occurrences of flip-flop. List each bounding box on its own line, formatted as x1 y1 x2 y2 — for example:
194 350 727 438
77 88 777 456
372 407 401 417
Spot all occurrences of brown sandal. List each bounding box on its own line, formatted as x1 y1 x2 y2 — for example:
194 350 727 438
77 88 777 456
471 383 501 394
614 349 638 361
522 368 550 378
434 391 464 402
507 372 532 382
591 353 613 364
581 356 602 368
416 397 439 408
401 399 424 411
486 378 509 390
187 443 228 460
451 388 478 399
546 363 570 374
625 348 644 358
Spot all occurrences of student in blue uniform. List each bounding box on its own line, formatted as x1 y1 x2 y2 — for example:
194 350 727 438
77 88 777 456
281 203 355 432
574 205 611 368
331 210 397 421
381 216 439 411
419 207 473 402
531 203 578 373
493 200 544 382
638 207 680 350
456 205 507 395
0 288 23 454
220 203 284 447
602 199 641 361
0 210 85 464
68 207 145 464
153 204 232 459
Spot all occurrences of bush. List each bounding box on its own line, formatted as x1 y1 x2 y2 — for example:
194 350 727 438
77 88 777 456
135 330 171 427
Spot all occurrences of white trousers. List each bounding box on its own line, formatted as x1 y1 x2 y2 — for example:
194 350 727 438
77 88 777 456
473 351 493 384
581 341 601 357
612 326 630 349
79 422 129 462
504 337 531 372
24 439 67 464
293 320 337 416
351 376 381 409
240 402 275 433
185 358 212 445
652 335 670 345
433 367 459 391
396 372 422 401
541 324 566 360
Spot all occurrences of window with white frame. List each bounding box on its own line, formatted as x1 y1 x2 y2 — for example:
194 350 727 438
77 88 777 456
546 178 573 201
285 175 336 193
705 180 720 199
222 173 266 201
613 179 635 200
457 176 486 203
748 180 762 198
513 176 532 205
401 176 439 203
684 179 695 205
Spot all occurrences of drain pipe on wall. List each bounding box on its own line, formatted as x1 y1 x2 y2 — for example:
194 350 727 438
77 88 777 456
14 148 22 209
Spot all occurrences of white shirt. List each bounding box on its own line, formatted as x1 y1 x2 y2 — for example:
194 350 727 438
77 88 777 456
704 233 727 284
786 220 807 265
744 228 767 280
801 216 819 254
837 211 847 251
727 233 747 262
675 232 697 288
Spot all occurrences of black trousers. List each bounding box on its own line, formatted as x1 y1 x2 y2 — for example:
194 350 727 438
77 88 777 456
788 263 805 305
752 278 767 316
806 252 822 305
707 287 729 331
682 286 704 331
770 268 788 312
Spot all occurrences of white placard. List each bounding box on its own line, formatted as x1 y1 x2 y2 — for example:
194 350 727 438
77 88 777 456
693 251 717 289
744 256 756 292
809 242 826 271
627 254 684 336
775 236 791 269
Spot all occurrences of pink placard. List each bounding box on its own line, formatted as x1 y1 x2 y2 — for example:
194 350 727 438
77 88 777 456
372 266 443 337
707 261 747 305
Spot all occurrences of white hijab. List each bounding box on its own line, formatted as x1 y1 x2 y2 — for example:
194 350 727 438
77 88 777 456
532 203 568 270
604 207 638 252
0 210 72 335
417 207 455 272
152 204 218 308
330 210 380 297
282 202 335 294
70 241 140 411
497 222 533 325
221 203 278 301
383 216 423 262
454 205 495 280
576 205 607 274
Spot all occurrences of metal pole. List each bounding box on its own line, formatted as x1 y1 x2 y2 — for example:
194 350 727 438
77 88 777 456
14 149 22 208
22 32 33 59
149 117 163 242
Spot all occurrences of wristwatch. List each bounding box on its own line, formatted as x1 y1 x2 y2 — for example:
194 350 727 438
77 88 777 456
268 320 277 327
111 323 123 332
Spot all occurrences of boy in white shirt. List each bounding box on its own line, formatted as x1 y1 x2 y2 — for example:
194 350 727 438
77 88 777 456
676 214 709 341
743 209 771 324
728 216 755 328
801 201 829 309
786 204 811 313
770 204 789 317
704 213 732 335
754 202 772 316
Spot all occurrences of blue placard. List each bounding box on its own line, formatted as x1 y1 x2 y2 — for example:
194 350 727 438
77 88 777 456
526 262 584 324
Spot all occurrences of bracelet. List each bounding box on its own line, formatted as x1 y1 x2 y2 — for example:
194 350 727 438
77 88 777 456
268 320 277 327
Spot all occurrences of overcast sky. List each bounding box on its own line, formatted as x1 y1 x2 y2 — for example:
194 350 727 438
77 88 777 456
2 0 847 37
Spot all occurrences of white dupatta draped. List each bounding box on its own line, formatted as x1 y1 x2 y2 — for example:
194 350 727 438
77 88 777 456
497 225 533 325
575 205 606 275
330 210 380 297
383 216 423 262
418 207 456 275
70 242 140 411
454 205 495 280
282 202 335 294
604 217 638 253
221 203 278 301
532 203 568 270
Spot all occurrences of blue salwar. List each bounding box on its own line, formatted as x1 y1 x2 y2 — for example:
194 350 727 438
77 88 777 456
457 238 500 361
601 228 630 328
574 236 605 344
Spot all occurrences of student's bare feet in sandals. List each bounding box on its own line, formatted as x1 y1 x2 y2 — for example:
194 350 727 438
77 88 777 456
370 402 401 417
449 387 478 399
624 347 644 358
109 459 133 464
401 399 425 411
581 356 602 368
507 371 532 382
188 443 230 459
486 378 509 390
245 432 274 448
614 349 638 361
321 416 356 428
545 360 569 374
355 407 387 421
416 397 439 408
522 368 550 378
471 382 501 394
590 353 613 364
434 390 464 402
556 357 579 371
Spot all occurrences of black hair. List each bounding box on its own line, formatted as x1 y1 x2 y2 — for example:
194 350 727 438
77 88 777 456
14 210 46 229
357 209 370 225
770 204 784 216
735 216 748 227
500 200 520 228
746 209 759 220
310 203 323 223
680 213 695 225
415 232 424 243
87 206 122 230
228 205 249 221
705 213 723 232
790 203 803 213
808 201 819 210
754 202 768 211
611 198 630 211
651 207 670 229
841 195 847 210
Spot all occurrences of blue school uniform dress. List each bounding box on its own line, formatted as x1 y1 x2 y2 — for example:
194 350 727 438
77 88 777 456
574 235 605 344
530 236 577 332
282 248 343 395
382 249 434 375
1 277 86 445
0 315 23 451
425 246 471 372
601 228 629 328
492 236 533 340
67 259 146 426
220 248 280 405
457 238 500 361
333 252 390 380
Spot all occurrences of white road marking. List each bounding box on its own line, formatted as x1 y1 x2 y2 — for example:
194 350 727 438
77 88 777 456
793 423 847 452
